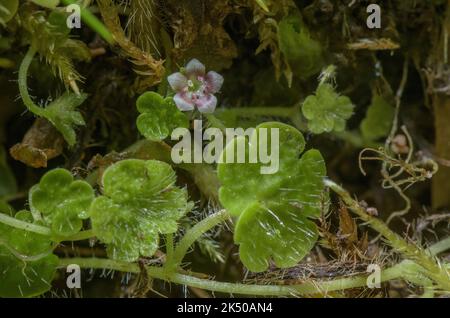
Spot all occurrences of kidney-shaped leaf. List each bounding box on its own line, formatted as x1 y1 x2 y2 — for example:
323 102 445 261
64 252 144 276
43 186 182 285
218 122 327 272
29 169 95 237
136 92 189 141
89 159 192 262
0 211 57 297
302 83 354 134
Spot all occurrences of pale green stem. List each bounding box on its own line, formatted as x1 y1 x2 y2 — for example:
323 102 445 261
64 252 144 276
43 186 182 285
0 212 95 241
18 46 45 117
0 212 51 236
325 179 450 290
58 257 441 296
165 233 174 265
167 210 230 271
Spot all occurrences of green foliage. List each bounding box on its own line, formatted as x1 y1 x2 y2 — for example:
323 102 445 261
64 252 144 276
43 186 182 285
302 83 354 134
136 92 189 141
360 95 395 141
0 0 18 25
218 122 327 272
29 169 94 237
22 10 91 85
89 159 192 262
0 211 57 297
42 93 88 147
278 13 324 80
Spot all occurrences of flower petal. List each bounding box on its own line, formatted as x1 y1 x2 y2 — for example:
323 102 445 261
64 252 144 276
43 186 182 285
185 59 206 77
168 72 188 92
205 71 224 94
196 95 217 114
174 93 195 111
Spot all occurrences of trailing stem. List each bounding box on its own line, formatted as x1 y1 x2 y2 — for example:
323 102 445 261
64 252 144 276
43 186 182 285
58 257 448 296
324 179 450 290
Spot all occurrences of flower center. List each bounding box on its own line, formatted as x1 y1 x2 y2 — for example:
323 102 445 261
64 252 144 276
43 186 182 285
187 77 206 96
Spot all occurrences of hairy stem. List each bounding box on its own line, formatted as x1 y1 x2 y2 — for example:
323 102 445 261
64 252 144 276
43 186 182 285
18 46 45 117
167 210 230 271
0 212 51 236
0 212 95 241
325 179 450 290
58 257 439 296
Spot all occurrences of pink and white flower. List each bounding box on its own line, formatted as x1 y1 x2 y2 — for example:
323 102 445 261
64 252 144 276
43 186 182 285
168 59 224 114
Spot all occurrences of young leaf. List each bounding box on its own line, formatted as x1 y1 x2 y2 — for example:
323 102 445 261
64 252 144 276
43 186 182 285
278 13 324 80
29 168 95 237
360 95 395 140
89 159 192 262
0 211 57 298
136 92 189 141
41 93 88 147
302 83 354 134
217 122 327 272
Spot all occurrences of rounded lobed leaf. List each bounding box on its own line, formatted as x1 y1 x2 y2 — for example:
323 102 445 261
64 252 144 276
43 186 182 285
136 92 189 141
218 122 327 272
302 83 354 134
235 203 318 272
89 159 192 262
0 210 57 298
29 168 95 237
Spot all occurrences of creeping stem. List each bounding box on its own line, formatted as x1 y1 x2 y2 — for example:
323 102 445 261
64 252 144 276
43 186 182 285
58 257 448 296
324 178 450 290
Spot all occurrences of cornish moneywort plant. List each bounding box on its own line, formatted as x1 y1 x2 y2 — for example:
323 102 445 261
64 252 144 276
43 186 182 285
1 0 450 299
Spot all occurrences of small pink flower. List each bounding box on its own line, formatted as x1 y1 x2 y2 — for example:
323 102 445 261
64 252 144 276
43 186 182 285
168 59 224 114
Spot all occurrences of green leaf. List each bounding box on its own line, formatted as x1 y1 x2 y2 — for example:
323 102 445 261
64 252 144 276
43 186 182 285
136 92 189 141
41 92 87 147
302 83 355 134
89 159 192 262
0 146 17 199
360 95 395 141
0 211 57 298
218 122 327 272
0 0 18 26
278 13 324 79
29 168 95 237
